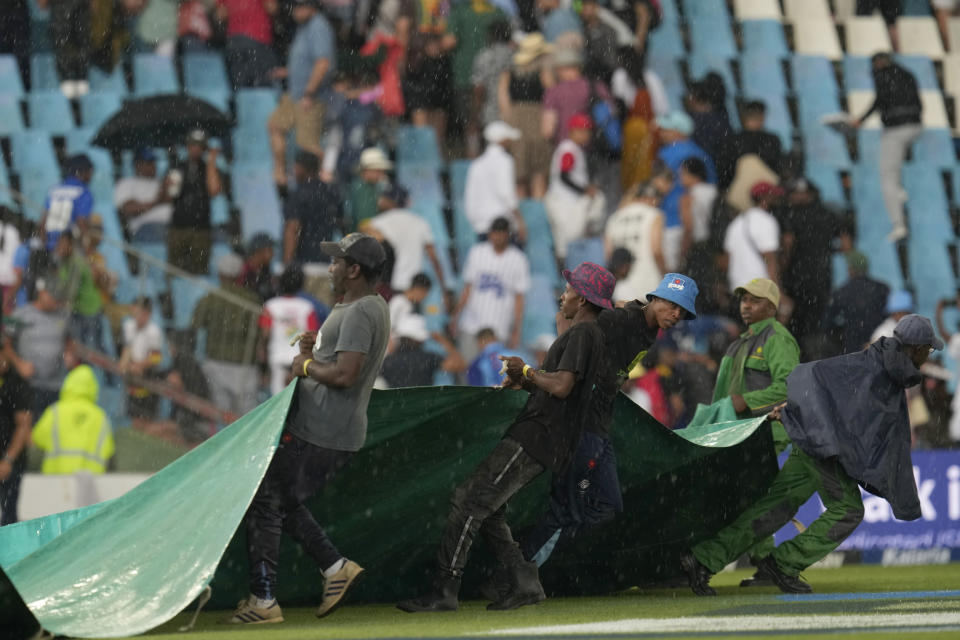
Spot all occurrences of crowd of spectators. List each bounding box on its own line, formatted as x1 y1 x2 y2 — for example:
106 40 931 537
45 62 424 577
0 0 958 530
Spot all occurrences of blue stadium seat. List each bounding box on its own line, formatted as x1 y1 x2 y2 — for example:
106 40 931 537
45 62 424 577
646 56 685 110
0 158 14 208
740 54 788 97
647 20 685 59
856 128 881 163
522 274 560 347
80 92 122 129
806 164 845 206
448 159 474 268
564 237 604 271
688 13 737 59
236 88 278 127
904 163 954 242
791 56 838 96
211 194 229 226
0 94 25 135
231 128 272 167
130 241 170 299
89 65 128 95
741 20 790 58
133 54 179 98
11 130 60 222
397 163 443 206
851 165 905 289
911 129 955 168
742 92 793 149
659 0 679 24
842 56 873 91
183 52 231 112
171 277 215 329
11 130 57 173
895 55 939 90
30 54 59 91
802 123 851 168
903 0 931 14
0 55 25 97
27 90 75 134
681 0 730 20
396 126 441 170
231 163 282 242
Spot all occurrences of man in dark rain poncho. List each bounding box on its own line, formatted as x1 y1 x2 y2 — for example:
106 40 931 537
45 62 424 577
682 314 939 595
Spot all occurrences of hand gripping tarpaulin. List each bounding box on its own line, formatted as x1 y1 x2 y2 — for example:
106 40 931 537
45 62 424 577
0 385 775 638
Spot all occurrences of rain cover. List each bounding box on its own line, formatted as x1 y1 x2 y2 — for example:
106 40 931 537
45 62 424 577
0 385 774 637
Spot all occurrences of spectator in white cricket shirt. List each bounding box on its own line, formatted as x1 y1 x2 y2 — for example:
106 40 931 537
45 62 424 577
722 181 783 295
260 265 321 395
363 184 449 298
452 217 530 365
389 272 432 343
464 121 527 243
604 174 669 303
114 148 173 242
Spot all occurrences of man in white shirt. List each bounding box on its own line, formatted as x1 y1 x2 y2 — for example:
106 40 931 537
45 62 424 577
120 297 165 423
363 184 448 295
464 121 527 242
453 217 531 364
260 265 321 395
723 181 782 294
113 148 173 241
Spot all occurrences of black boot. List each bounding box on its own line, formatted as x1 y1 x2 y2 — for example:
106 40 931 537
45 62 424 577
478 563 511 602
487 560 546 611
397 572 461 613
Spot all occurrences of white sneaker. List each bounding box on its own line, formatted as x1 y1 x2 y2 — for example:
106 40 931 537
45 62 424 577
887 224 908 243
316 559 364 618
74 80 89 97
226 595 284 624
60 81 77 100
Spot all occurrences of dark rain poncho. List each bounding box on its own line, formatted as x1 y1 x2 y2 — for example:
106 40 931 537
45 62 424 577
780 337 921 521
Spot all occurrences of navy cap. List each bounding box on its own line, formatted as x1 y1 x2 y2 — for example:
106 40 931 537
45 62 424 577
134 147 157 163
894 314 944 351
646 273 698 318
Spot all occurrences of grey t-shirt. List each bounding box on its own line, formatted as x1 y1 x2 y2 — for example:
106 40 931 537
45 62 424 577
288 294 390 451
12 305 69 391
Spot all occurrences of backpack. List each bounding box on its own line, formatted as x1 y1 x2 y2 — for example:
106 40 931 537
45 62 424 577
589 82 623 159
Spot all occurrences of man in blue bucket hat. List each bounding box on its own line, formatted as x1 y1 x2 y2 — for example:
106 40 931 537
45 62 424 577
504 272 699 586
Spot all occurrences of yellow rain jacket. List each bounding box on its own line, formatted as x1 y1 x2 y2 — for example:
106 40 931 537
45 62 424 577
33 365 114 474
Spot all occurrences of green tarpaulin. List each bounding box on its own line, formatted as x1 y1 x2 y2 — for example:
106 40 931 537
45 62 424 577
0 384 775 638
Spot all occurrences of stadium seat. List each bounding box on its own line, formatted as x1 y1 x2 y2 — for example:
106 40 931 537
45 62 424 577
834 0 856 19
0 55 25 97
681 0 730 20
211 194 229 226
183 52 231 112
791 56 839 95
448 159 474 268
943 53 960 114
397 163 444 206
236 88 278 128
843 16 893 57
191 89 229 114
740 54 788 97
133 54 179 98
30 54 58 91
806 164 845 206
80 91 123 130
948 17 960 51
646 20 685 59
897 16 945 60
522 274 560 347
10 130 57 173
646 56 685 110
742 92 793 149
911 129 956 168
171 277 214 329
231 128 272 167
733 0 782 21
850 165 905 289
688 13 737 59
0 94 25 135
784 0 831 21
842 56 874 91
396 126 441 170
895 55 940 90
131 241 170 299
27 90 75 135
741 20 790 58
687 55 739 124
231 163 282 242
903 0 932 14
856 128 881 161
904 168 954 314
564 237 604 271
658 0 679 24
11 130 60 221
920 90 950 128
89 65 128 95
792 19 843 60
0 158 14 208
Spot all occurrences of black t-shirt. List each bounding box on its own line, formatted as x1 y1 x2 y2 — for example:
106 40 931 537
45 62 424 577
779 201 839 302
170 159 213 229
506 321 604 472
284 179 343 264
591 300 660 436
381 347 443 388
0 368 33 459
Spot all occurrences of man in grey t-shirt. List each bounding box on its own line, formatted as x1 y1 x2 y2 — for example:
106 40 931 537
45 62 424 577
231 234 389 626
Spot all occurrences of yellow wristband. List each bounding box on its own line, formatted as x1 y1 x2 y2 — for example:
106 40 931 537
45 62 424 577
522 364 532 379
303 358 313 377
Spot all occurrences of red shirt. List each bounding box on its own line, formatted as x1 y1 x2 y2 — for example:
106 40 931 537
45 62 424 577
217 0 273 45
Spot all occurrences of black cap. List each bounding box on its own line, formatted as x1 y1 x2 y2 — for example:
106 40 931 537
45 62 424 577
489 216 511 233
894 314 944 350
321 233 386 270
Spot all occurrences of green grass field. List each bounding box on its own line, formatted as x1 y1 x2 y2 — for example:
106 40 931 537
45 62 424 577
115 564 960 640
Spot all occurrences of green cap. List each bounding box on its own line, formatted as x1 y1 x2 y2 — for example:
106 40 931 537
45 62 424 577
846 250 869 273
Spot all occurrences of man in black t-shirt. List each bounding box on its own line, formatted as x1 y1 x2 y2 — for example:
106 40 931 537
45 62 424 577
0 347 34 525
282 149 344 265
398 262 615 613
518 272 699 568
166 129 222 275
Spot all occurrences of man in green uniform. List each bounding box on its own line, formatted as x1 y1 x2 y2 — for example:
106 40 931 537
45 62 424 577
707 278 799 585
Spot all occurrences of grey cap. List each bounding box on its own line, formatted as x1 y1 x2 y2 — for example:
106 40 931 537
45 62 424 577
320 233 386 270
893 314 944 351
217 252 244 278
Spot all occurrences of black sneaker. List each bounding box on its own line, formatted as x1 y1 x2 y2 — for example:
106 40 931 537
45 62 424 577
680 553 716 596
739 563 775 588
756 556 812 594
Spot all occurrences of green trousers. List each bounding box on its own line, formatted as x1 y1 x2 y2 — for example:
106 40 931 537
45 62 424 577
693 447 864 577
743 421 792 562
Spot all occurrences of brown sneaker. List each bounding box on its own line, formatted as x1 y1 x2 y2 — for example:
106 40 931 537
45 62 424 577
316 559 364 618
226 596 284 624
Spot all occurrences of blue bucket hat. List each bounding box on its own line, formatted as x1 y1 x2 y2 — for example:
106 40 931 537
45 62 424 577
646 273 698 318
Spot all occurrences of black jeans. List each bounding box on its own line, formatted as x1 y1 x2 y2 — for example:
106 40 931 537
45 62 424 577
437 437 545 577
50 0 90 81
245 431 353 599
521 432 622 565
0 455 26 526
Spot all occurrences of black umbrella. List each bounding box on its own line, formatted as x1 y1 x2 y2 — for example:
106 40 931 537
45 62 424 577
92 94 232 151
